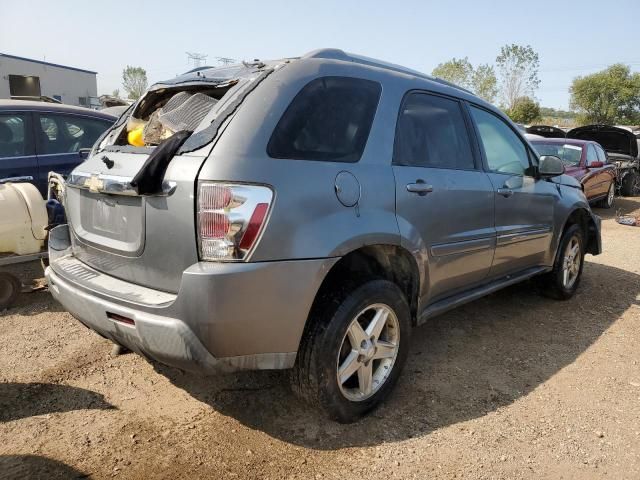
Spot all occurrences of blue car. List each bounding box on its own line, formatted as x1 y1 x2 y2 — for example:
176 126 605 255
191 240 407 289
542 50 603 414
0 100 116 195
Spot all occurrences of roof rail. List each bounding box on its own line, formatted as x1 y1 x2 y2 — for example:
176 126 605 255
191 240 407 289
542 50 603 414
302 48 474 95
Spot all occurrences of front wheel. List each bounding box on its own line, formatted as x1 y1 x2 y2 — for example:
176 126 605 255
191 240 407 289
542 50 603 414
291 279 411 423
540 224 585 300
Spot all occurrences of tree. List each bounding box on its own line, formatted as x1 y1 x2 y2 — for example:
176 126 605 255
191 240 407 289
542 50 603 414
569 64 640 125
506 96 541 124
122 66 148 100
112 88 121 98
496 44 540 110
432 57 498 103
471 64 498 104
432 57 474 89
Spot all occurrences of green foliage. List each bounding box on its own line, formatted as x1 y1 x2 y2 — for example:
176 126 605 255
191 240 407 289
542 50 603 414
506 96 541 124
496 44 540 110
569 64 640 125
432 57 474 89
111 88 120 98
539 107 576 120
122 66 148 100
472 64 498 104
432 57 497 103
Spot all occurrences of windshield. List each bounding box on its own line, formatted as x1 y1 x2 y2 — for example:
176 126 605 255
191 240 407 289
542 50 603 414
533 143 583 167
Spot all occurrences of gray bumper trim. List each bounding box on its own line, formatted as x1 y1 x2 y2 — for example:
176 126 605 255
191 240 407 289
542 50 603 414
46 266 296 373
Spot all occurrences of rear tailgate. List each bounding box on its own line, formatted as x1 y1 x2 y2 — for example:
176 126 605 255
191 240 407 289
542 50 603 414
66 151 204 293
62 63 278 293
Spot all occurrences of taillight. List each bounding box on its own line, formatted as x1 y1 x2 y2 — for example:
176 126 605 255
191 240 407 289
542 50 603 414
197 182 273 261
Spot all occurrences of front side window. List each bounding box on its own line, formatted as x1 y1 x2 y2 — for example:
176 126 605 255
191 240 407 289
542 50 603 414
470 106 530 176
0 114 28 158
393 93 475 169
267 76 381 162
38 114 112 154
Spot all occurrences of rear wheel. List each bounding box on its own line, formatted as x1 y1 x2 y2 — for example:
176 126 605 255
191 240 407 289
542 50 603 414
620 171 638 197
0 272 21 310
291 279 411 423
540 224 585 300
598 182 615 209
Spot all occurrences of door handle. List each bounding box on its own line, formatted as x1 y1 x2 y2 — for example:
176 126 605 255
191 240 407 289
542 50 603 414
406 181 433 196
497 187 514 198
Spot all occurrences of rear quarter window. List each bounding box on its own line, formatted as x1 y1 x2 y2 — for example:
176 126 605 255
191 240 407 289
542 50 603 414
267 76 382 163
38 113 113 154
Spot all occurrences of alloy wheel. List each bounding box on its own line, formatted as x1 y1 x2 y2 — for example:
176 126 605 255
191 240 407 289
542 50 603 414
561 236 582 289
336 303 400 402
607 183 615 207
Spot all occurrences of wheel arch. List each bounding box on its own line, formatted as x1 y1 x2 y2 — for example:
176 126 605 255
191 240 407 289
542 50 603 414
307 244 422 330
559 207 599 256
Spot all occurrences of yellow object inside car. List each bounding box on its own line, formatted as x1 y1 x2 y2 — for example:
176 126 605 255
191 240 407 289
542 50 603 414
128 127 145 147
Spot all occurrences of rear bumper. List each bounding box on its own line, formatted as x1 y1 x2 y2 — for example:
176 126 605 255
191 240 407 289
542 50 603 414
46 235 337 373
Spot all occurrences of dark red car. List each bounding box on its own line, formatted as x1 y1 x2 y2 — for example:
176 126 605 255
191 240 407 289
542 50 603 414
531 138 616 208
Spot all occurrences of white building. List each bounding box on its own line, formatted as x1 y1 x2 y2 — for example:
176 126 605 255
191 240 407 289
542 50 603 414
0 53 98 107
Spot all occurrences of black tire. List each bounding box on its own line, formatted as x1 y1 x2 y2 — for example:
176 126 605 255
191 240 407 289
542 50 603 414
620 171 637 197
597 182 615 209
291 279 411 423
539 224 585 300
0 272 21 310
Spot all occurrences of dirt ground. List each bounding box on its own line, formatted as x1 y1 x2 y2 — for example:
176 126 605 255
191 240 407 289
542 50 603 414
1 199 639 480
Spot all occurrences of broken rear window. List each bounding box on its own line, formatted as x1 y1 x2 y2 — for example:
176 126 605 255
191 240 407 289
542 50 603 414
98 62 273 153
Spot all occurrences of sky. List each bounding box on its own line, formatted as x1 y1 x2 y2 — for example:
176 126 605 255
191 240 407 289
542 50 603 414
1 0 638 109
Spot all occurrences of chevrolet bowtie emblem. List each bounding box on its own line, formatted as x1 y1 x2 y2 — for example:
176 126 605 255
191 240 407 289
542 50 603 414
85 175 104 193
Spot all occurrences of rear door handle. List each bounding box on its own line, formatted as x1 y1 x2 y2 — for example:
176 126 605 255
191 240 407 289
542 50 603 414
406 181 433 196
497 187 514 198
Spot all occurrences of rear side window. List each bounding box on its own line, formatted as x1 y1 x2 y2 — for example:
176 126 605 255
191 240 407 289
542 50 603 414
267 76 381 162
0 114 28 158
470 106 530 176
586 144 599 163
37 114 112 154
595 145 607 163
393 93 475 169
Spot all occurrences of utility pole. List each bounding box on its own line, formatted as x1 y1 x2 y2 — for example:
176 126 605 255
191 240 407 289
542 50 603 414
186 52 208 68
215 57 236 66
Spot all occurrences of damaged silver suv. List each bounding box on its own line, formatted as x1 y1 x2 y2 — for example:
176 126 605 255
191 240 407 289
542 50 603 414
46 49 602 422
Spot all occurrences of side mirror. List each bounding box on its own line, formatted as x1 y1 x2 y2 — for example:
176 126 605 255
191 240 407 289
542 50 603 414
78 148 91 159
538 155 564 177
587 161 604 168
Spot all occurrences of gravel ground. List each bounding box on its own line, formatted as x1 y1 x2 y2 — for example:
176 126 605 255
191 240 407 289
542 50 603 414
1 198 639 480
